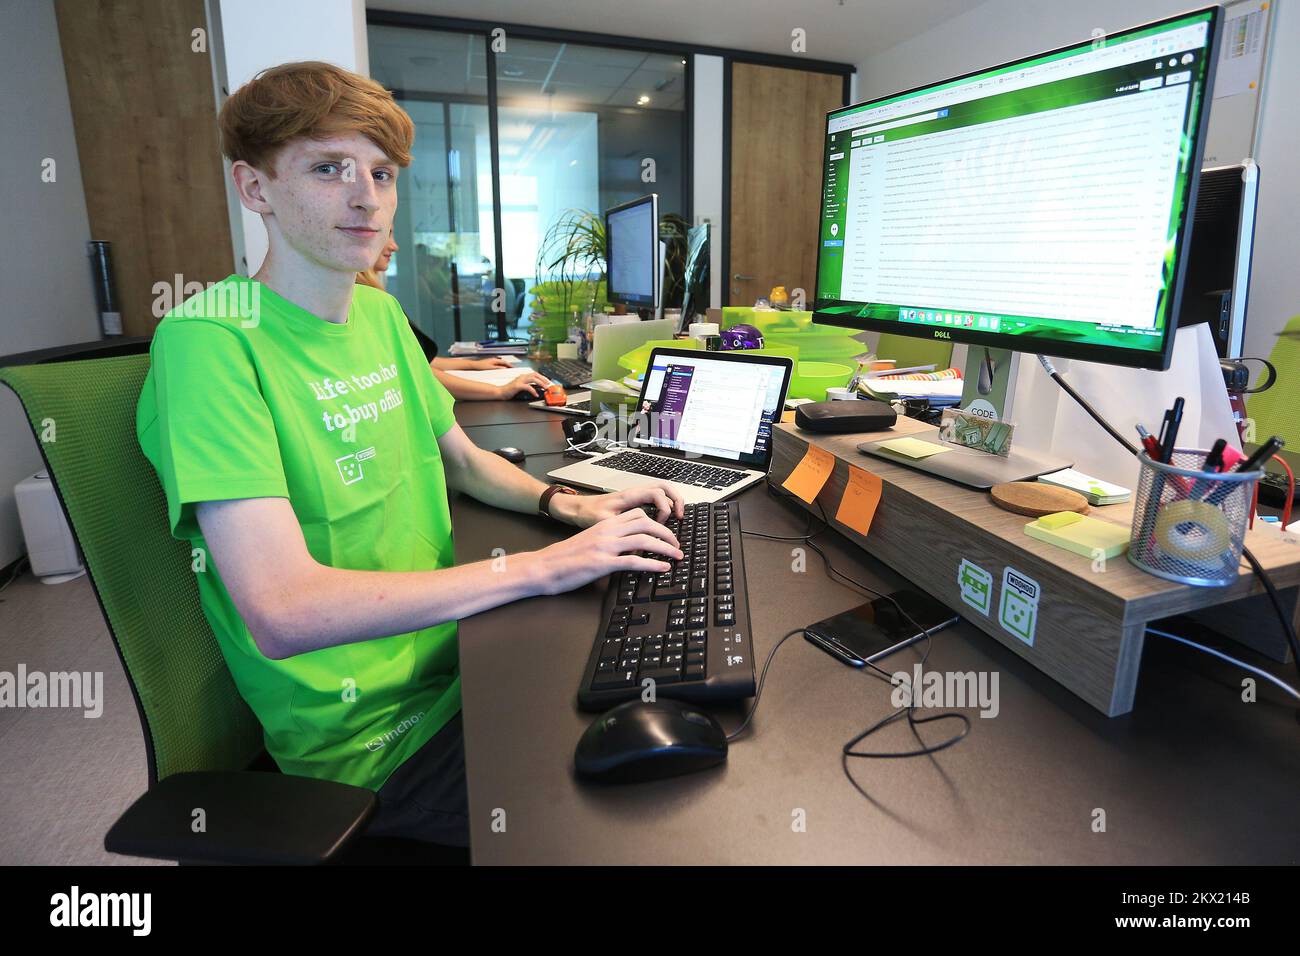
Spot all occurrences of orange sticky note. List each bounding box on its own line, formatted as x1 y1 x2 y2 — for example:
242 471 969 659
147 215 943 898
836 465 882 537
780 409 796 424
782 444 835 503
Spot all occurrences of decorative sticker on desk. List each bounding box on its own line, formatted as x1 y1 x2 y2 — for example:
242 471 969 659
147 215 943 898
957 559 993 616
998 566 1040 646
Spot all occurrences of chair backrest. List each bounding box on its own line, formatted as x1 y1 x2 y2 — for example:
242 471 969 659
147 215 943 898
0 354 263 783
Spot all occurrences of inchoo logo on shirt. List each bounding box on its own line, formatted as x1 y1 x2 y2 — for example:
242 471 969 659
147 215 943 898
365 710 426 751
336 447 376 485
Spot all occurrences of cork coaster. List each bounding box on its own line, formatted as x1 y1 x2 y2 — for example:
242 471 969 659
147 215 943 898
990 481 1089 518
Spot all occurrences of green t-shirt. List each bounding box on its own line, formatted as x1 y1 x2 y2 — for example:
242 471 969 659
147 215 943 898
136 275 461 790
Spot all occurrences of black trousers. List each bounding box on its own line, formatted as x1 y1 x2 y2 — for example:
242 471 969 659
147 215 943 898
364 713 470 848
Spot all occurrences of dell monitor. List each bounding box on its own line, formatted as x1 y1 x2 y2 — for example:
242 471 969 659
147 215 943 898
606 194 660 314
813 7 1222 374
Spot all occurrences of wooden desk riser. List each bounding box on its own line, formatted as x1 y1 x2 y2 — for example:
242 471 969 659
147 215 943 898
770 420 1300 717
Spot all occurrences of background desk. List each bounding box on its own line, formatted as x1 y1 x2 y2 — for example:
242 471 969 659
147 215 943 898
451 408 1300 865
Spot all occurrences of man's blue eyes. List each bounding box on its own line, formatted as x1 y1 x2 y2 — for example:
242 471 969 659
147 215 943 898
312 164 394 181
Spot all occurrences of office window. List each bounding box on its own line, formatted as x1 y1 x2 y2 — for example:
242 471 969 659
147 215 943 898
369 26 497 346
370 24 687 340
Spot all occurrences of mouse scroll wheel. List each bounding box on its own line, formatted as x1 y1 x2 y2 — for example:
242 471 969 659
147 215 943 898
683 711 710 727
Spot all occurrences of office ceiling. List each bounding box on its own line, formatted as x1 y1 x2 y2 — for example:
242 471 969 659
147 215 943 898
370 25 688 110
366 0 990 67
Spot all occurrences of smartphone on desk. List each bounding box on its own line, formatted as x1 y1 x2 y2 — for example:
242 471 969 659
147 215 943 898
804 590 958 667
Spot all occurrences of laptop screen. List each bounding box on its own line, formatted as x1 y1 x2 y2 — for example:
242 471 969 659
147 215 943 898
633 349 792 467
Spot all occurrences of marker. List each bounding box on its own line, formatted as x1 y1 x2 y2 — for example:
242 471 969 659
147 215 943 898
1235 436 1286 473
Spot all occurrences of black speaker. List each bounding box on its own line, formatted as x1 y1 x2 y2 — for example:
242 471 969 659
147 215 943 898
794 400 897 433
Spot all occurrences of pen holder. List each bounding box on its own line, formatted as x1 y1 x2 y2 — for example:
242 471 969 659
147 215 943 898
1128 450 1260 587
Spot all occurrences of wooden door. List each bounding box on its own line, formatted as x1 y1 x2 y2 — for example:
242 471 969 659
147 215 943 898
55 0 233 336
729 63 843 307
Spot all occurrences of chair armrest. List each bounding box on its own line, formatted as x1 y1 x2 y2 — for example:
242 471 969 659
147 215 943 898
105 770 377 865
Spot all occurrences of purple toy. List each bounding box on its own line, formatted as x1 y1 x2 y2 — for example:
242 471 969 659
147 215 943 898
721 324 764 350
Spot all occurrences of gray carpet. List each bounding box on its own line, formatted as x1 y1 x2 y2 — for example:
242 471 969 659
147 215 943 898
0 565 168 865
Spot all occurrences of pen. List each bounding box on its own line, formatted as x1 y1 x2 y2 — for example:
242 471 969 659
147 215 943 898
1204 436 1284 506
1189 438 1227 500
1161 397 1184 464
1235 436 1285 472
1202 439 1227 473
1135 423 1161 459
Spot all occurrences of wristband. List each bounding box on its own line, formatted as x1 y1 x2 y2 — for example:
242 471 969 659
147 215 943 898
539 483 578 520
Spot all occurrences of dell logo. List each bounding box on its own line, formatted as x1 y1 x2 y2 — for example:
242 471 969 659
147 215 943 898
934 330 951 340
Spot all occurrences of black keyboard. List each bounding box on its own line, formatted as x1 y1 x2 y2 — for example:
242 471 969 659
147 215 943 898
537 358 592 386
578 501 755 709
596 450 749 490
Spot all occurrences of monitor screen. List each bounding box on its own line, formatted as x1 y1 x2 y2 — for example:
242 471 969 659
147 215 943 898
814 7 1220 371
606 195 659 307
680 222 711 330
634 349 792 467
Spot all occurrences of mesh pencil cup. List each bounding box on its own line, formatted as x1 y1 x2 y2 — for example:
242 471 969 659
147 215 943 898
1128 450 1261 587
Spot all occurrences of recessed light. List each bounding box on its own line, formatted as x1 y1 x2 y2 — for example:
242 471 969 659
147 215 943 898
637 94 650 105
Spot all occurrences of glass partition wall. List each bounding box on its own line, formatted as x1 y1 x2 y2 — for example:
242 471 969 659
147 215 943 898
369 23 687 345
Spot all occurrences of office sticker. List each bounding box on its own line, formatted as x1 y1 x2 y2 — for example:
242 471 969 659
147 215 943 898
957 559 993 615
998 566 1040 646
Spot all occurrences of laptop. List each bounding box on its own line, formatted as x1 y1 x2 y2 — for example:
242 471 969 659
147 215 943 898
547 347 794 504
530 318 676 417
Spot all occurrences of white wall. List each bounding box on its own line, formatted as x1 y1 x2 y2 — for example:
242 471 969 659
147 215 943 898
213 0 370 274
0 0 101 568
692 55 725 312
858 0 1298 379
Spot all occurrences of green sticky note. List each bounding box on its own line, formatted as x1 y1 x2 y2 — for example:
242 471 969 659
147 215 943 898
878 437 951 459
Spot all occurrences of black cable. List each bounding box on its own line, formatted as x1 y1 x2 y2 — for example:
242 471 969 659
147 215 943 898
726 627 805 742
1242 545 1300 676
1037 356 1140 456
743 486 971 758
1041 359 1300 681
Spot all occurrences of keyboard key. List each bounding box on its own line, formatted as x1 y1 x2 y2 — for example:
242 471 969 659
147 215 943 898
639 666 682 685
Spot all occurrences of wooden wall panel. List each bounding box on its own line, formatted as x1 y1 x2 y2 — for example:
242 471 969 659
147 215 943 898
55 0 232 336
729 62 842 307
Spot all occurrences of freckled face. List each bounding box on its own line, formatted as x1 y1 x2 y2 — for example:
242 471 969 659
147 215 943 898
259 133 399 274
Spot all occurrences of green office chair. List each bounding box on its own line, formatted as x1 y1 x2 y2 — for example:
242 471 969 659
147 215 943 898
0 342 466 865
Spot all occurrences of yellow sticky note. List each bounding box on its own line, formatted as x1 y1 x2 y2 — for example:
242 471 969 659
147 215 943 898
783 444 836 503
836 465 882 538
780 410 796 424
878 437 950 459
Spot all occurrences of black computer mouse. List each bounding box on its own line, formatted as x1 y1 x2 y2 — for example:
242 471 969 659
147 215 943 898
492 446 526 464
575 698 728 784
511 384 543 401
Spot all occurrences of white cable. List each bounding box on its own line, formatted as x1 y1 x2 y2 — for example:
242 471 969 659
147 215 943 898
1146 627 1300 701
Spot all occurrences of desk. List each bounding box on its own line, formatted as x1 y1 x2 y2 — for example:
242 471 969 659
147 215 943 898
452 408 1300 865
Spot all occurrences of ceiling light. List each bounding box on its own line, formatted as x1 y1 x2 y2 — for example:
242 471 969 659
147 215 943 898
637 94 650 106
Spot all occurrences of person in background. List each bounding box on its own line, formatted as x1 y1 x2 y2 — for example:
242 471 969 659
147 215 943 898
358 231 549 401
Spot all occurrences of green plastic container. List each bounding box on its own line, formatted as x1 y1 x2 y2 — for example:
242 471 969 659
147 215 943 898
722 308 864 364
788 360 855 401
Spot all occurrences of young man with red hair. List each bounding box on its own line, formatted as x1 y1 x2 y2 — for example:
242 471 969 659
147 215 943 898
136 61 683 849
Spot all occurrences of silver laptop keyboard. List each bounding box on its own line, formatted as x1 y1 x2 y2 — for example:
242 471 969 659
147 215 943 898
596 451 749 490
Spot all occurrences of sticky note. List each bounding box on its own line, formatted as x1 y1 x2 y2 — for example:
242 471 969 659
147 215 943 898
781 410 796 424
782 444 835 503
1037 511 1084 530
878 437 950 459
836 465 882 537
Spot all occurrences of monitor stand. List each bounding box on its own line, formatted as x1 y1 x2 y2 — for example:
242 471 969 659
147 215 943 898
857 345 1072 489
